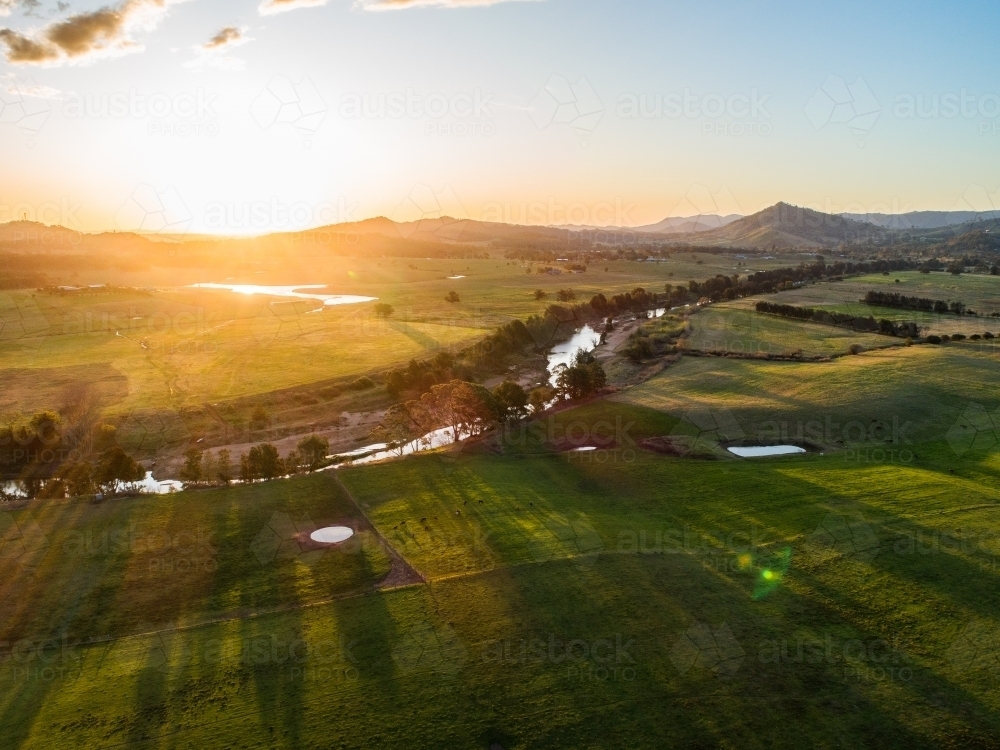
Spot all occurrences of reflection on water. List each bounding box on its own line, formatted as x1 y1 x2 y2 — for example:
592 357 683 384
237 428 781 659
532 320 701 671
136 471 184 494
191 283 376 307
2 472 182 498
331 426 458 468
547 325 602 386
728 446 806 458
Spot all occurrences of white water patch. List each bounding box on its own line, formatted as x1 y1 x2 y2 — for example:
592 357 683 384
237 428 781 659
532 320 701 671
1 481 26 498
310 526 354 544
728 446 806 458
569 446 598 452
547 325 602 386
137 472 184 494
447 275 466 280
331 443 388 460
335 426 460 467
190 283 376 307
647 308 666 319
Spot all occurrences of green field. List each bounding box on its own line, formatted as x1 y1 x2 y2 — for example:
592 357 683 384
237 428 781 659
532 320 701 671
754 271 1000 338
1 252 802 469
687 302 893 357
4 338 1000 747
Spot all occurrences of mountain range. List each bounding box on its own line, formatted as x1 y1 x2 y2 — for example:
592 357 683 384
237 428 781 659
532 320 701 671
3 203 1000 252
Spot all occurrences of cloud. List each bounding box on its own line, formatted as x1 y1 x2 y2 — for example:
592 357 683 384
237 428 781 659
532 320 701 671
258 0 537 14
358 0 542 8
203 25 245 49
0 0 187 66
1 73 60 98
258 0 328 15
0 28 58 62
185 24 251 70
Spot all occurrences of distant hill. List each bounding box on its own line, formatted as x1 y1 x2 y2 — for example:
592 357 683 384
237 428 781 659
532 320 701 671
634 214 743 234
684 202 887 248
6 203 1000 256
840 210 1000 230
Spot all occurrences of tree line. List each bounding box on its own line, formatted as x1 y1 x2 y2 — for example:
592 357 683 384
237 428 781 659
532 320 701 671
863 290 970 315
754 301 921 338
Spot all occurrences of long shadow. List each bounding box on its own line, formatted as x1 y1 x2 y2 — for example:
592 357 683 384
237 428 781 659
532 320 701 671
388 321 441 351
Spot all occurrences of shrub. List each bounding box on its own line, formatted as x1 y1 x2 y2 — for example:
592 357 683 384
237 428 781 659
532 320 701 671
349 376 375 391
926 335 942 344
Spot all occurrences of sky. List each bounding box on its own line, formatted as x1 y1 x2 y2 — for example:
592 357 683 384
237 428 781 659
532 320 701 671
1 0 999 234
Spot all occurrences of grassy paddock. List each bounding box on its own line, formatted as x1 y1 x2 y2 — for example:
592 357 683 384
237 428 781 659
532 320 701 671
0 472 391 647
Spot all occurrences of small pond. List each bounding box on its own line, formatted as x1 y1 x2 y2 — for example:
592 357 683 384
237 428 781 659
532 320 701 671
728 445 807 458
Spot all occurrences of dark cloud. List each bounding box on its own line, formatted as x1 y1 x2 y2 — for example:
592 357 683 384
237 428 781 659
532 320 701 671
46 5 131 57
0 0 182 66
0 28 58 62
203 26 243 50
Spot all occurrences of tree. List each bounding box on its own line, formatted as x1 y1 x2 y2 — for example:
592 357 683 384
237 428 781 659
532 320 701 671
493 380 528 422
373 303 394 318
63 462 94 497
217 449 232 484
250 405 269 431
445 291 460 303
555 351 607 401
94 446 145 495
242 443 284 482
420 380 497 442
622 335 654 362
179 448 203 483
529 386 554 415
285 449 304 475
534 289 547 300
202 450 217 485
239 452 252 483
372 403 423 456
297 434 330 470
556 289 576 302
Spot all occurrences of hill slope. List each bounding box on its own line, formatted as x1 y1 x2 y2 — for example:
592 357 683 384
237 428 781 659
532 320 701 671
685 202 887 248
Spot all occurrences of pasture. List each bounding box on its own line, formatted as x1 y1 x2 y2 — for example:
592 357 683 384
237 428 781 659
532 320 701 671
3 339 1000 747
